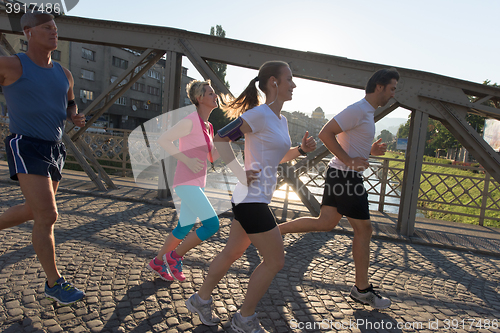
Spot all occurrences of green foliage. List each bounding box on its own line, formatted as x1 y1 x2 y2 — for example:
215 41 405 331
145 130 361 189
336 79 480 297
395 117 410 140
377 129 393 143
383 151 499 227
208 25 231 132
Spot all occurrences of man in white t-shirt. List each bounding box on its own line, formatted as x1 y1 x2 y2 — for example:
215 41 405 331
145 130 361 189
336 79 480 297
280 68 400 309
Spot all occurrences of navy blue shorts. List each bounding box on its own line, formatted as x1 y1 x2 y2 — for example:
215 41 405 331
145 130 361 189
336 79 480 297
321 167 370 220
4 134 66 182
232 202 277 234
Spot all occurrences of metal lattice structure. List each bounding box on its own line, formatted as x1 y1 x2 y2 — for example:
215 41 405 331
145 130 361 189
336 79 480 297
1 12 500 235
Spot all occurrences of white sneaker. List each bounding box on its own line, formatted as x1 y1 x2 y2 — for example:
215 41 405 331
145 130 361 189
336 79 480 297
231 311 269 333
350 284 391 309
185 293 220 326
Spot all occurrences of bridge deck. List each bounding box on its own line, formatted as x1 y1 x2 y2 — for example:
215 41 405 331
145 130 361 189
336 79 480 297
1 160 498 257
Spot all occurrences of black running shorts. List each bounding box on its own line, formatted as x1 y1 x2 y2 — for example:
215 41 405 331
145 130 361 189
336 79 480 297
321 167 370 220
231 202 277 234
5 134 66 182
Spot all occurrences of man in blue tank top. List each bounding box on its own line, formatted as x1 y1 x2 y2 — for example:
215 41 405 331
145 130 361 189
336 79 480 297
0 11 86 305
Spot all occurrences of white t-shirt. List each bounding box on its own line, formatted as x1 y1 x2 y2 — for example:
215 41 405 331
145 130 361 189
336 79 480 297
232 104 291 204
328 98 375 172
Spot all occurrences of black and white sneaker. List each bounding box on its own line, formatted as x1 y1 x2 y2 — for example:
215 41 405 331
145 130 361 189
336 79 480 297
350 284 391 309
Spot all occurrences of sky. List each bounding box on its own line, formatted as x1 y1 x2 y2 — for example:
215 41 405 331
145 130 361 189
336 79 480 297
65 0 500 119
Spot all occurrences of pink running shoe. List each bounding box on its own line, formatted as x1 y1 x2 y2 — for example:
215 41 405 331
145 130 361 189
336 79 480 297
164 251 186 281
147 257 173 281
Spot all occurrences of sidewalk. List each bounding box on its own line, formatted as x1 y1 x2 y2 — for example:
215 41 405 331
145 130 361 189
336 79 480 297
1 161 500 332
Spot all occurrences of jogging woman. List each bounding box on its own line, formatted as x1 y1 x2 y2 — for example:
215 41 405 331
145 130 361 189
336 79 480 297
147 80 220 283
186 61 316 332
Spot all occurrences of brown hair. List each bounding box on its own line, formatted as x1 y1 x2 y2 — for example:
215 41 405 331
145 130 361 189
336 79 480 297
221 60 289 119
365 68 400 94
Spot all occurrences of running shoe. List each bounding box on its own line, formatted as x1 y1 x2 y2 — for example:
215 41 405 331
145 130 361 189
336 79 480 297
185 292 220 326
44 277 85 305
231 311 269 333
349 284 391 309
164 251 186 281
147 257 174 281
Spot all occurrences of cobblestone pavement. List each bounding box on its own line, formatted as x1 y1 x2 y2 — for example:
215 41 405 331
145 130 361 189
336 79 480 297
1 182 500 333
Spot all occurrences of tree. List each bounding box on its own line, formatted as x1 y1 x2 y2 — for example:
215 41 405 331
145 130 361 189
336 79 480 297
207 25 231 132
395 118 410 140
377 129 393 144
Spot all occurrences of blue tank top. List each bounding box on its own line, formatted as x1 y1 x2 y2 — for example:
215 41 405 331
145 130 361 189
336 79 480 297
3 53 69 142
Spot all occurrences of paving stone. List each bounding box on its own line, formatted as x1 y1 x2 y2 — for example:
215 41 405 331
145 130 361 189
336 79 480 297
0 181 499 333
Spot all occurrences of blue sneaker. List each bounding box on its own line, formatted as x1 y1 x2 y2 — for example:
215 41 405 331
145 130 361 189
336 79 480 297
45 277 85 305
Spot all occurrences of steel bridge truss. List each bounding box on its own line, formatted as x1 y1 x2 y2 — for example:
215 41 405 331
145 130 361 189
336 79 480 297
1 12 499 235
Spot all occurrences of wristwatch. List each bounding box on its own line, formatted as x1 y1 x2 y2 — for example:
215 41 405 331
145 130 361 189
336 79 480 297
297 144 307 156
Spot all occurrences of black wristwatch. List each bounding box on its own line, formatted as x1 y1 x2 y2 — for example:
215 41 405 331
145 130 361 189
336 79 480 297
297 144 307 156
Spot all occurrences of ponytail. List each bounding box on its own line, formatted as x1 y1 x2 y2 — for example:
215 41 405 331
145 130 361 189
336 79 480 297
221 77 260 119
221 60 289 119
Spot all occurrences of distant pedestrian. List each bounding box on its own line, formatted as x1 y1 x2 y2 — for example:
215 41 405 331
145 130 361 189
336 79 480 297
0 11 86 305
279 68 399 309
186 61 316 332
147 80 221 283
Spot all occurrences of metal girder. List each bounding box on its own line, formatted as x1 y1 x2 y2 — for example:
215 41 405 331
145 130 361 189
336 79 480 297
279 163 321 217
163 51 182 112
418 92 500 120
2 12 499 119
73 136 117 189
374 101 403 123
62 133 107 191
178 38 232 97
158 50 182 199
276 145 330 216
0 33 15 56
398 110 429 236
429 100 500 183
69 49 165 140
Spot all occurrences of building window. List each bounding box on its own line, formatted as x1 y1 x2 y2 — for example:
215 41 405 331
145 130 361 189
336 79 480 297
130 98 143 110
51 50 61 60
150 103 161 112
20 39 28 52
114 96 127 106
147 86 160 96
80 89 94 102
110 75 118 83
148 69 160 80
131 82 145 92
82 48 95 61
112 56 128 69
80 69 95 81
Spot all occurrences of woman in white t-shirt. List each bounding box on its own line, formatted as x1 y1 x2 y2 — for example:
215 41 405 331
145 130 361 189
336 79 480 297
185 61 316 332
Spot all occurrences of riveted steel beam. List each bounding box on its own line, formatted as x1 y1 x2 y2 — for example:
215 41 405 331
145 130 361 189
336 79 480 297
429 100 500 183
69 49 165 139
178 38 232 97
0 33 15 56
398 110 428 236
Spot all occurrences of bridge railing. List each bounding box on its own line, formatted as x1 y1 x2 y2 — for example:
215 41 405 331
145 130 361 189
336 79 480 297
278 155 500 227
1 117 498 227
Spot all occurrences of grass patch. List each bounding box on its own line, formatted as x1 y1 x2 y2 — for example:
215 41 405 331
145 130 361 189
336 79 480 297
382 152 500 227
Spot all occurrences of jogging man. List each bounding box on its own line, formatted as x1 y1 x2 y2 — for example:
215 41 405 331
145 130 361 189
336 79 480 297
280 68 399 309
0 11 86 305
